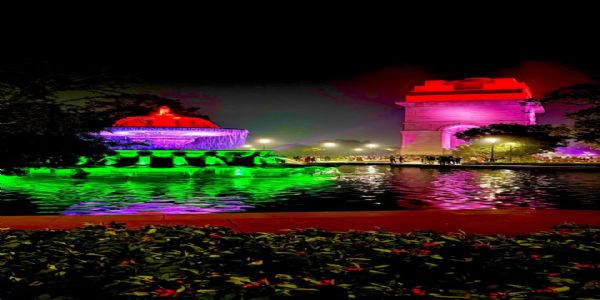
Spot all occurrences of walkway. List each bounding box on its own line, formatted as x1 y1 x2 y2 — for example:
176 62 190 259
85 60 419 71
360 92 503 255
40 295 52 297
294 162 600 170
2 209 599 235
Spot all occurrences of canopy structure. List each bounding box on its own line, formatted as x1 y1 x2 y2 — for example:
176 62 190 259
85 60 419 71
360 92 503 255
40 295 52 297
99 106 249 150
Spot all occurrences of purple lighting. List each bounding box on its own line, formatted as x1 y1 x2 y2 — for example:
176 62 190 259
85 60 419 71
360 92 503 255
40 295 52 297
64 199 252 215
97 106 249 150
99 127 249 150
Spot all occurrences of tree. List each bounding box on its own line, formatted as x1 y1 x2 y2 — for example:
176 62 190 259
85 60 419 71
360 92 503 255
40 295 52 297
542 83 600 147
454 124 571 159
0 63 205 174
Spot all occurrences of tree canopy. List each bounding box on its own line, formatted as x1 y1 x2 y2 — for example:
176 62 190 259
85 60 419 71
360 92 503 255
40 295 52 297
0 64 205 173
454 124 570 158
542 83 600 147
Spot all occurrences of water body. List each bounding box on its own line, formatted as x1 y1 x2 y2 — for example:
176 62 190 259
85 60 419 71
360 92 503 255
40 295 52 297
1 166 599 215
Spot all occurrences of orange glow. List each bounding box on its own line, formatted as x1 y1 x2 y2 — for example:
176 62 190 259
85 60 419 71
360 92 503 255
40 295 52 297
156 105 173 116
405 77 532 102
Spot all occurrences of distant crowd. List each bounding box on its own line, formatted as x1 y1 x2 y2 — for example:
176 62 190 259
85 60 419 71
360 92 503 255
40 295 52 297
419 155 462 165
289 154 599 164
290 155 463 165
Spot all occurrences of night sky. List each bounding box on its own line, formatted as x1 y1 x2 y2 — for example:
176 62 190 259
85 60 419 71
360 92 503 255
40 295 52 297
3 9 599 146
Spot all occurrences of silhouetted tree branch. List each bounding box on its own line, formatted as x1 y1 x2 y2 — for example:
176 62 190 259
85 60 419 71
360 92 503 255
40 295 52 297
455 124 571 156
542 83 600 146
0 63 207 174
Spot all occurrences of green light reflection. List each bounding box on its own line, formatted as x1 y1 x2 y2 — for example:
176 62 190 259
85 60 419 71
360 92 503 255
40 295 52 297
0 166 339 215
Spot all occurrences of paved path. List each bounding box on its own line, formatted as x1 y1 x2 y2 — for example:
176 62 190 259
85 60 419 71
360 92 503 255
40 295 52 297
293 162 600 170
1 209 599 235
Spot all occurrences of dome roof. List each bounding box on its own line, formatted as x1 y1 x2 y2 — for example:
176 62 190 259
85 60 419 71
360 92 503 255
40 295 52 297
113 106 220 128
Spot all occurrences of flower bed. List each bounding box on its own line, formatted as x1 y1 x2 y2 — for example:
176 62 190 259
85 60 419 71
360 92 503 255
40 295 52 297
1 224 599 299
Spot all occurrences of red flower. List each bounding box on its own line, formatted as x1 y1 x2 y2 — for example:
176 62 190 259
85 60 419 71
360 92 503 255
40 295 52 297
143 236 154 242
535 286 558 293
209 233 222 239
575 263 594 269
154 288 177 297
345 267 364 271
421 242 440 247
489 291 507 299
411 287 427 296
242 279 268 288
530 254 541 259
472 243 491 248
547 273 560 277
318 279 335 286
417 249 431 256
392 249 408 254
242 282 261 288
296 251 306 256
119 259 134 265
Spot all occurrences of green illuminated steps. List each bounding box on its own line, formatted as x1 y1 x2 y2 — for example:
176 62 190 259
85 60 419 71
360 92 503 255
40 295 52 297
79 150 287 167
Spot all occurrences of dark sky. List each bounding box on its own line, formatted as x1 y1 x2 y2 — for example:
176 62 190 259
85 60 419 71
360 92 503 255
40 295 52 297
5 7 600 83
3 8 600 146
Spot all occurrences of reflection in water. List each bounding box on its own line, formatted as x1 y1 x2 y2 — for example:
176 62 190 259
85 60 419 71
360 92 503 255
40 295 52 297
0 175 336 215
1 166 599 215
391 167 600 210
394 169 529 209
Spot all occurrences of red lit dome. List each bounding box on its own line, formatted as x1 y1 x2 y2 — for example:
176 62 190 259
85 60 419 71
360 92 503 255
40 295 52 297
113 106 220 128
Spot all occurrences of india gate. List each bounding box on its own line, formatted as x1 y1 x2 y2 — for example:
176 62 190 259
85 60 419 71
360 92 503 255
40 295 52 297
397 78 545 155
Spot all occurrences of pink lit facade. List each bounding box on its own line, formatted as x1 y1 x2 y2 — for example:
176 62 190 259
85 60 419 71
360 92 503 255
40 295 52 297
397 78 545 154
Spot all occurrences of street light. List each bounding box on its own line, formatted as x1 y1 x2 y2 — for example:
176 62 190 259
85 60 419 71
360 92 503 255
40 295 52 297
258 138 271 150
365 143 378 160
354 148 364 152
322 142 337 161
485 137 498 162
242 144 253 148
506 142 516 162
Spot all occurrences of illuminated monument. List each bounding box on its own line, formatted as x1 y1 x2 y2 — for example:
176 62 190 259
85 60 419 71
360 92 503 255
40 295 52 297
397 78 545 154
88 106 283 168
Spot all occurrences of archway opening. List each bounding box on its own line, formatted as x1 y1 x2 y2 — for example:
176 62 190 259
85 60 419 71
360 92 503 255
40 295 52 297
441 125 478 150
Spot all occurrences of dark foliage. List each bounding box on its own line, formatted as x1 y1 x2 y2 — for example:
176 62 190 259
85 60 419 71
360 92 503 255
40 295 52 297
0 224 598 299
455 124 570 155
543 83 600 146
0 64 206 173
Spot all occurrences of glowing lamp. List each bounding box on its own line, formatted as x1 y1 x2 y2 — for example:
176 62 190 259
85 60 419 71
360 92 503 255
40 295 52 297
485 137 498 144
258 138 272 150
354 148 364 152
322 142 337 148
365 143 379 148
